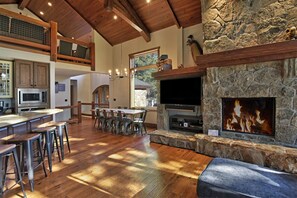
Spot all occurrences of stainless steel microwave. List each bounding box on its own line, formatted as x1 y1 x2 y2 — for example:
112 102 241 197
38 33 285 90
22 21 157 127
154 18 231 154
18 88 48 107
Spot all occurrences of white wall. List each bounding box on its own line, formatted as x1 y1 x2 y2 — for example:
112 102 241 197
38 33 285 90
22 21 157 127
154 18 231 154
90 73 109 92
71 73 109 114
183 24 204 67
93 31 113 73
55 75 71 121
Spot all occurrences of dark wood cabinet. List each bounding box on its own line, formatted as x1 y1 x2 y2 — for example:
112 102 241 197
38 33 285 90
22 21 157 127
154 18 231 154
15 60 49 88
33 62 49 88
15 59 34 88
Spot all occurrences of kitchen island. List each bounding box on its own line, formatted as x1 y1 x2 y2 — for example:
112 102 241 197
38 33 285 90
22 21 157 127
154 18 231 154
0 109 63 138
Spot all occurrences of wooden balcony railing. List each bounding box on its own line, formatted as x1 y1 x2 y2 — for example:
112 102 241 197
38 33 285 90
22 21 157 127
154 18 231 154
55 101 109 123
0 8 95 71
81 102 109 119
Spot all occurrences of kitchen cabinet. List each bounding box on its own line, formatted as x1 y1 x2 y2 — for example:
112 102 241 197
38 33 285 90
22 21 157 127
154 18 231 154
0 60 13 98
15 60 49 88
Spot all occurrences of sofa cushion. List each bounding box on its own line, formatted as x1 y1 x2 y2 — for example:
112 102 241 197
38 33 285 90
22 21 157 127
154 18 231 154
197 158 297 198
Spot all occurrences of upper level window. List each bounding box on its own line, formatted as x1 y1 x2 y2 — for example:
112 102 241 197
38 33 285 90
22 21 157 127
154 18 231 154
130 47 159 108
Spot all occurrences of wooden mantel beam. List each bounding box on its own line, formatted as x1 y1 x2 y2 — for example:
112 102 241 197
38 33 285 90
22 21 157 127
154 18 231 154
112 0 151 42
18 0 31 10
164 0 180 28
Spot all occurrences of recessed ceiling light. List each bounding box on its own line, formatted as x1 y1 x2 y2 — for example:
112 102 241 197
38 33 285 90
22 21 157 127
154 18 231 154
146 0 151 3
40 11 44 15
113 15 118 20
48 2 52 6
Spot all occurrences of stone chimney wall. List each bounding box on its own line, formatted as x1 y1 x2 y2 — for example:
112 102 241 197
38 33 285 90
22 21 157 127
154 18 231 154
201 0 297 145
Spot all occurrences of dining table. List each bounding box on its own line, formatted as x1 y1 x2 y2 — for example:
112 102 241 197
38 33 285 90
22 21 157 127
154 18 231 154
92 108 145 133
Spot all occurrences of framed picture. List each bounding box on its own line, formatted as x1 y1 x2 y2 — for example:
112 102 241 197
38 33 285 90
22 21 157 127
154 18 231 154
58 83 66 92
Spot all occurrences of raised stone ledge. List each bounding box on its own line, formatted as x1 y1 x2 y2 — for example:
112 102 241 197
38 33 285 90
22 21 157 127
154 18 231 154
195 134 297 174
148 130 297 174
149 130 196 150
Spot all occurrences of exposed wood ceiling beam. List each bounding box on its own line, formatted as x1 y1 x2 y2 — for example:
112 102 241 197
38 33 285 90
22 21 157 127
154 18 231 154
64 0 113 46
112 0 151 42
18 0 31 10
164 0 180 28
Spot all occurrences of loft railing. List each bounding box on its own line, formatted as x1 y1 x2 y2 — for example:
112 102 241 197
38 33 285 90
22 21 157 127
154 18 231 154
57 36 95 68
0 8 95 71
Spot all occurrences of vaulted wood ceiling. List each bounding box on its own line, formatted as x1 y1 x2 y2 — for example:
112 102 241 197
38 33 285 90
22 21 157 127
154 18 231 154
0 0 202 45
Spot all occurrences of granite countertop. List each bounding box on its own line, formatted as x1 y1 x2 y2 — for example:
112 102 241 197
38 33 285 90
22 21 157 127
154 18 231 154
0 109 63 128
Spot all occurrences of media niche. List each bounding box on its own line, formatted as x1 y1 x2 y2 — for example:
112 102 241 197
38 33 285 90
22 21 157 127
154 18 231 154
160 77 202 106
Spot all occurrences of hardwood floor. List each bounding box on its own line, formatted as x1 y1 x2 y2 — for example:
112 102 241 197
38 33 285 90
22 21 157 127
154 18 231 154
5 117 212 198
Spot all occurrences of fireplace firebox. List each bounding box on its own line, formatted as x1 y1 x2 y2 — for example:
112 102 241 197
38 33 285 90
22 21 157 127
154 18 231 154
222 98 275 136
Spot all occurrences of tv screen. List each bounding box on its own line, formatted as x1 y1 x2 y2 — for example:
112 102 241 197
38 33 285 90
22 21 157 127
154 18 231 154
160 77 202 105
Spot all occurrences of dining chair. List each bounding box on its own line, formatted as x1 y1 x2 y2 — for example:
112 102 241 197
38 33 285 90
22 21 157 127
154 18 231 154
115 111 123 134
100 110 108 131
133 110 147 135
106 110 116 132
94 109 102 128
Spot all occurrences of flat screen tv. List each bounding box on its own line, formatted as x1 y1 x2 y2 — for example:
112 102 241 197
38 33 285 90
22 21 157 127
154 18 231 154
160 77 202 105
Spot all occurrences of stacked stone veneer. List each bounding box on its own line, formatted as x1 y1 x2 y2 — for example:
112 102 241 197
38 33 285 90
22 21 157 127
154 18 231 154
195 134 297 174
201 0 297 145
202 0 297 54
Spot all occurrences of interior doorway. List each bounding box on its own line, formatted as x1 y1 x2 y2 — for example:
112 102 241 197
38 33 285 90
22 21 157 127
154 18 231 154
70 79 78 116
93 85 109 108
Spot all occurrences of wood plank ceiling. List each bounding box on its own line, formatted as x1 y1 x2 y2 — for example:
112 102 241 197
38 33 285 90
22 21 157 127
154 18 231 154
0 0 201 45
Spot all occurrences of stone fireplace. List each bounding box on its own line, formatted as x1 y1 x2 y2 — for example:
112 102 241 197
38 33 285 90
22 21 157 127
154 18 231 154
150 0 297 173
201 0 297 146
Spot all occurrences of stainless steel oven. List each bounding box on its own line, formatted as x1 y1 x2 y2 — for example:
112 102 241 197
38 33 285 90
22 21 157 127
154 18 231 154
18 88 48 107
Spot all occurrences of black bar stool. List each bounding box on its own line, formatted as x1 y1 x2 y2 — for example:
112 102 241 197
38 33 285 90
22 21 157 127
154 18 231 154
0 144 26 197
32 126 61 172
2 134 47 192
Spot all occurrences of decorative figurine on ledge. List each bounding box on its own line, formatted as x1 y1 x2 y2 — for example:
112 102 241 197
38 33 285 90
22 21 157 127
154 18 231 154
156 54 172 71
285 26 297 40
187 35 203 65
178 64 184 69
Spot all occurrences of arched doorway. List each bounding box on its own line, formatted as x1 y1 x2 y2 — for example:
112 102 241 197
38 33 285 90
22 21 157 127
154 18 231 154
93 85 109 107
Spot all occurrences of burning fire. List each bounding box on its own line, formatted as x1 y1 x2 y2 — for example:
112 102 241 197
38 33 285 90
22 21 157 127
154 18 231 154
225 99 267 133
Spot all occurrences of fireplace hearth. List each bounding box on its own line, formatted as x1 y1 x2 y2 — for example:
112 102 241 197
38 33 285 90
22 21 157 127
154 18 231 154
222 98 275 136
